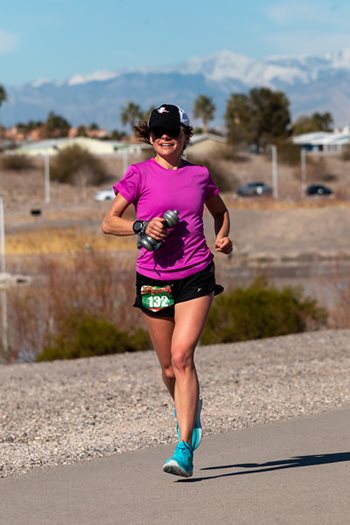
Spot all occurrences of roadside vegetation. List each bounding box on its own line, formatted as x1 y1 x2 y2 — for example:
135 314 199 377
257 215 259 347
51 144 111 185
4 253 329 362
6 251 148 362
201 277 327 345
36 312 149 361
0 153 34 170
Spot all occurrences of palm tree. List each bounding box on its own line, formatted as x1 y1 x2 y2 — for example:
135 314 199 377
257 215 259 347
0 85 7 138
120 102 142 137
0 85 7 109
193 95 216 134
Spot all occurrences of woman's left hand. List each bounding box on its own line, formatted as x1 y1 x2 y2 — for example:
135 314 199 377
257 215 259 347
215 236 233 255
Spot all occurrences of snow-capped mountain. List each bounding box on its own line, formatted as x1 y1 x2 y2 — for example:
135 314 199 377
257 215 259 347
175 49 350 85
2 49 350 129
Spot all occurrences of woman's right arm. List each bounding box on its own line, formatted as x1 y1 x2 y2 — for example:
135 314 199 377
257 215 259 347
101 193 135 236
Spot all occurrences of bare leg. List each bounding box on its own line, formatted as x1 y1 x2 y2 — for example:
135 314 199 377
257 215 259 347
143 314 175 398
171 295 213 445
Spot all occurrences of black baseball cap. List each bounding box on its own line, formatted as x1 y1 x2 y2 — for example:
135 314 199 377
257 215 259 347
148 104 191 130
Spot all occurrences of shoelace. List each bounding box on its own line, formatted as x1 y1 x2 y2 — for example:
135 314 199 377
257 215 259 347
176 441 192 457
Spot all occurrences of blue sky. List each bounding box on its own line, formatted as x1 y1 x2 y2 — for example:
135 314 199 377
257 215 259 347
1 0 350 85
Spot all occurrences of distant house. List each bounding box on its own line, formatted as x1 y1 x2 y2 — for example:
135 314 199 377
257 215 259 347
6 133 229 161
187 133 227 158
6 137 151 158
292 127 350 154
10 137 122 157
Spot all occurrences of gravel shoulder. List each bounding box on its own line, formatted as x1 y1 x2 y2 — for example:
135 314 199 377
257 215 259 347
1 329 349 479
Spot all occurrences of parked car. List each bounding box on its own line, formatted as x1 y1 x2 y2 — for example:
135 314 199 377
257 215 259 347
94 189 115 201
236 181 272 197
306 184 333 196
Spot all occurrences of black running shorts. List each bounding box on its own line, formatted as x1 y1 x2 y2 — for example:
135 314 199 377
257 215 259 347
133 261 224 318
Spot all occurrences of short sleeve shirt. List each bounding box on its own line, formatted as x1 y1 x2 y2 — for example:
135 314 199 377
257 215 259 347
114 158 220 279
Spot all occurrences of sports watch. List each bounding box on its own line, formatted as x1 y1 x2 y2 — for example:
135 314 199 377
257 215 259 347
132 220 144 234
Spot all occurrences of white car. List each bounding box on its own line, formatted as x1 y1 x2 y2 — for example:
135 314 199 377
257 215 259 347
94 189 115 201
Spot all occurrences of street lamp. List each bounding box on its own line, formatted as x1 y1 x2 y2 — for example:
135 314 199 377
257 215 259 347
0 197 32 361
0 288 8 359
300 148 307 198
0 194 5 273
271 145 279 199
44 152 50 204
0 195 7 358
122 148 129 174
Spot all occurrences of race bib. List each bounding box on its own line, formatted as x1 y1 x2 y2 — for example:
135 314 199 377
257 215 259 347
141 285 174 312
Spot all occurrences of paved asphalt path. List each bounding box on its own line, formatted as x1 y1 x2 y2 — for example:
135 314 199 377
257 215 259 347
2 407 349 525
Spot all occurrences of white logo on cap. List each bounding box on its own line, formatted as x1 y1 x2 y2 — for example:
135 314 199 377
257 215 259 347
178 107 191 126
157 106 169 114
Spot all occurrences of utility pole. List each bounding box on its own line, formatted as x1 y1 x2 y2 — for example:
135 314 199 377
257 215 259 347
122 148 129 174
300 148 306 198
44 153 50 204
271 145 278 199
0 195 5 273
0 289 8 359
0 195 8 358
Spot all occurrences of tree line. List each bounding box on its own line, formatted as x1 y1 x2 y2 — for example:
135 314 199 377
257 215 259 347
0 82 334 148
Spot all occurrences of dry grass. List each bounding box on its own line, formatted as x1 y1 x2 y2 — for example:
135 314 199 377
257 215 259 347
5 197 350 255
5 251 140 361
324 272 350 329
6 228 137 255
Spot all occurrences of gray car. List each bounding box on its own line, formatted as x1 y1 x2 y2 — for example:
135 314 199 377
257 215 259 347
236 181 272 197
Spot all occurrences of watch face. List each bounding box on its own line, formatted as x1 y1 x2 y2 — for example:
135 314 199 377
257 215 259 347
133 220 143 234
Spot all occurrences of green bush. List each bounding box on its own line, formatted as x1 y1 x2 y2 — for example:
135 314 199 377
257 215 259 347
51 144 110 185
201 277 328 345
36 311 150 361
0 153 34 170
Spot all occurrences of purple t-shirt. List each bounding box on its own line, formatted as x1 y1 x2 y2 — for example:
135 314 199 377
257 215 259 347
113 158 220 279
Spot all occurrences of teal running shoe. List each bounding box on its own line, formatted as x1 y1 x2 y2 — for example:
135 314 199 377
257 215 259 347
174 397 203 450
163 441 193 477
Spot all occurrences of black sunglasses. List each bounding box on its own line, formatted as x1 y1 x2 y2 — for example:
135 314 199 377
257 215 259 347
150 126 181 138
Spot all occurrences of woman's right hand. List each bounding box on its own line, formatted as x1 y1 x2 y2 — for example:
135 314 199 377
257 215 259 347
144 217 168 241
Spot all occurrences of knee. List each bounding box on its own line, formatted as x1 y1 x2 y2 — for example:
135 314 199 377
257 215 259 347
171 349 194 373
162 364 175 380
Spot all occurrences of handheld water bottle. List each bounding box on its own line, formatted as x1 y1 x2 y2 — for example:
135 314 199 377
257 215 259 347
140 210 179 251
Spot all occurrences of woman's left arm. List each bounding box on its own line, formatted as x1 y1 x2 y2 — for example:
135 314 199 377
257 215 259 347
205 194 233 255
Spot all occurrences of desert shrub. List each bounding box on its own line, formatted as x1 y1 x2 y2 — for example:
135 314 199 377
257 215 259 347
0 153 34 170
7 252 144 362
201 277 327 345
36 310 150 361
51 144 110 185
219 146 250 163
187 154 233 191
268 139 300 166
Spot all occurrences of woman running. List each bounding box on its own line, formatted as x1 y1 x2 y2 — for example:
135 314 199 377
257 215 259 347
102 104 232 477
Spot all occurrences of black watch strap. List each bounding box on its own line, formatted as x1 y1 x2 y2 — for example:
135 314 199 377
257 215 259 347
132 220 144 234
